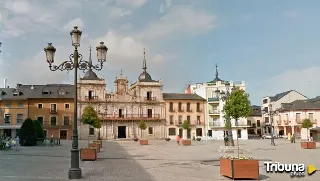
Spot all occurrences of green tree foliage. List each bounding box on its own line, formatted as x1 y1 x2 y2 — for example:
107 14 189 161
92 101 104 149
302 118 313 140
82 105 100 128
139 120 147 138
33 120 45 142
182 120 190 130
19 118 37 146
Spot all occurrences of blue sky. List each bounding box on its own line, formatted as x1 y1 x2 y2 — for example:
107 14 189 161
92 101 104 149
1 0 320 105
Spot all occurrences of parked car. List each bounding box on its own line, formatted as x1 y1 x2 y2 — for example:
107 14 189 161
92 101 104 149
262 133 277 139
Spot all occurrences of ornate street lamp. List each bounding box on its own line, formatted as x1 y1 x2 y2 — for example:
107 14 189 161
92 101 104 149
44 26 108 179
261 104 277 146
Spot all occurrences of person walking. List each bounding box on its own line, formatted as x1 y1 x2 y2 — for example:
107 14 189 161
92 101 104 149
176 135 181 145
15 136 20 151
224 136 229 146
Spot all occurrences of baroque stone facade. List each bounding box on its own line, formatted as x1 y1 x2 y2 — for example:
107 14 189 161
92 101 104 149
78 50 166 140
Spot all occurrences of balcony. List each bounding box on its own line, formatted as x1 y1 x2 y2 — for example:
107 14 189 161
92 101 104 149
209 109 220 115
169 121 174 125
144 97 157 102
236 121 249 127
99 114 162 120
191 120 202 126
276 120 282 125
50 109 58 114
296 118 302 124
210 121 221 127
207 97 219 103
178 108 184 112
283 120 289 125
186 108 192 112
84 96 99 102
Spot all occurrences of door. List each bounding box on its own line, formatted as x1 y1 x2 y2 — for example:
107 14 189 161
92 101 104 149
257 129 262 136
119 109 123 117
60 130 67 140
187 129 191 139
118 126 126 138
148 109 152 118
43 130 47 138
196 128 202 136
4 129 11 137
179 128 183 138
208 130 212 137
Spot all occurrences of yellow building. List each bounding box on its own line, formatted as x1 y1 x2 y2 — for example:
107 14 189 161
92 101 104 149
163 93 206 139
0 84 74 140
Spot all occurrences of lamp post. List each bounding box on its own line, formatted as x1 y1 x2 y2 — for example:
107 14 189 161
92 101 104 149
261 104 277 146
44 26 108 179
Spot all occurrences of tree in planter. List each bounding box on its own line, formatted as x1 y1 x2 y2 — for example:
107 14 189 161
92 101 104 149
139 120 147 139
82 105 101 145
301 118 313 141
223 86 251 157
19 118 37 146
33 120 45 143
182 120 190 139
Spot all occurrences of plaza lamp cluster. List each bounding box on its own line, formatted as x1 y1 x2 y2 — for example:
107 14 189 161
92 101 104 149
43 26 108 179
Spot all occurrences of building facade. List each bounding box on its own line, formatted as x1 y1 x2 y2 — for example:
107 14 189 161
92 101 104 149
275 97 320 140
163 93 206 139
78 50 166 140
0 84 74 139
186 65 249 140
261 90 307 135
247 105 263 137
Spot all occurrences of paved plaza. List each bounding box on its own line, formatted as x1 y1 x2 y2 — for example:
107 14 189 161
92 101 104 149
0 139 319 181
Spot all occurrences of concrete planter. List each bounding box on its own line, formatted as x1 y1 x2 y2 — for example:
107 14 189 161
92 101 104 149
89 143 100 152
93 140 102 148
301 141 316 149
140 140 148 145
181 139 191 146
220 158 259 180
80 148 97 161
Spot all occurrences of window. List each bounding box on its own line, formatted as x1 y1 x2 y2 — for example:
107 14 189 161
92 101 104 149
13 92 19 96
50 117 57 126
65 104 70 109
37 117 44 125
223 131 228 137
5 101 11 108
169 102 174 111
178 102 182 111
147 109 152 118
257 120 260 127
17 114 23 124
264 117 269 124
168 128 176 136
4 114 11 124
63 116 70 125
50 104 57 112
263 99 268 104
197 116 201 125
18 101 23 108
187 116 190 122
196 103 201 112
42 90 49 94
247 120 251 125
263 107 268 113
88 91 92 99
178 115 182 124
89 127 95 135
296 113 301 120
148 127 153 134
59 91 65 95
146 91 152 100
308 113 314 120
169 115 174 125
237 129 241 138
187 103 191 112
38 104 43 109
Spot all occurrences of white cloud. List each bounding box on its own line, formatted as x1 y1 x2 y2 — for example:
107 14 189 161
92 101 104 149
165 0 172 8
283 10 299 19
152 54 165 64
62 18 84 31
258 67 320 99
109 7 132 19
4 0 31 14
159 0 172 13
115 0 148 7
140 5 216 40
159 4 164 13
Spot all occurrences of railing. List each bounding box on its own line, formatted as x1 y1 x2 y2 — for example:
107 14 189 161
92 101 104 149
283 120 289 125
144 97 157 101
207 97 219 102
210 121 220 127
196 108 202 112
209 110 220 114
192 120 202 125
50 109 58 114
169 121 174 125
84 96 99 101
99 114 162 120
296 118 302 124
169 109 175 112
186 108 192 112
178 108 184 112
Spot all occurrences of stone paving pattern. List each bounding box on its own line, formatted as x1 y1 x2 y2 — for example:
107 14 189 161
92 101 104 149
0 139 319 181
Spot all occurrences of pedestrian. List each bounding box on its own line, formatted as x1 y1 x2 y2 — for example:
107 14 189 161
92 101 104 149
15 136 20 151
224 136 229 146
176 135 181 145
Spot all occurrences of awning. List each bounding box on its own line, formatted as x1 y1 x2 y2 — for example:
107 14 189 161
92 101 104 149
0 125 22 129
310 127 320 131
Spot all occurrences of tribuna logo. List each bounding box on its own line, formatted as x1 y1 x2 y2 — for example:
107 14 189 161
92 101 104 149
264 162 305 177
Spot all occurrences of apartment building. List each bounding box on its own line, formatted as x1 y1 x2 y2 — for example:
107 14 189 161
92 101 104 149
186 65 249 139
0 83 74 139
247 105 263 136
275 97 320 140
163 93 206 139
261 90 307 134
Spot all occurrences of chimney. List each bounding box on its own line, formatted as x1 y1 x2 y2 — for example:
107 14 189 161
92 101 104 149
4 79 7 88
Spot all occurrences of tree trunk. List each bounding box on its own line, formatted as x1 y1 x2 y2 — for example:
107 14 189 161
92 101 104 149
228 128 235 146
236 119 240 158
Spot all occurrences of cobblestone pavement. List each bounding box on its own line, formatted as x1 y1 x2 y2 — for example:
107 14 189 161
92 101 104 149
0 139 319 181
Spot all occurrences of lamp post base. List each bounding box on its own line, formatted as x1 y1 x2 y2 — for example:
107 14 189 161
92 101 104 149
68 168 82 179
